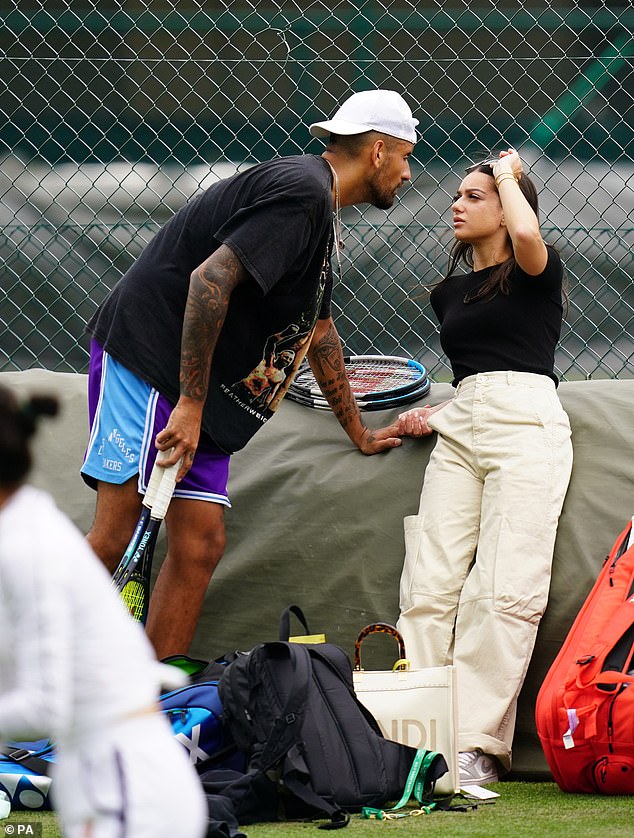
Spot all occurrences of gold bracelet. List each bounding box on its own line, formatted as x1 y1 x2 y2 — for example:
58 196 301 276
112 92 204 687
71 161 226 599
495 173 518 187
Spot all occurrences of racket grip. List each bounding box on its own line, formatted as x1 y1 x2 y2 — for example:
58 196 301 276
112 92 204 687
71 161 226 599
144 450 169 509
151 454 182 520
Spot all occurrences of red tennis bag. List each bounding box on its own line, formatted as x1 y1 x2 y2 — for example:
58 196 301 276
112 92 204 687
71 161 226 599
535 519 634 793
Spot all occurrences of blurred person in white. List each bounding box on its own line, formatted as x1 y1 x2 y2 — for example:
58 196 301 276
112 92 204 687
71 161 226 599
0 383 206 837
396 149 573 787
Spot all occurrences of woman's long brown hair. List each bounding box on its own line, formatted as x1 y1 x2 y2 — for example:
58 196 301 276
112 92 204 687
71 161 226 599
444 163 542 303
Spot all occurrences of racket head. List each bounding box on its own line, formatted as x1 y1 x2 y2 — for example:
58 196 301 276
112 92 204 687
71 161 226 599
120 572 150 624
285 390 332 410
287 377 431 411
114 519 160 623
287 354 431 411
355 376 431 410
291 355 427 401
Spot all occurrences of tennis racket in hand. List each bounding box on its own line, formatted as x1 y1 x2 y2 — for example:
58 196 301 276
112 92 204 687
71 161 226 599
286 354 430 411
112 449 181 624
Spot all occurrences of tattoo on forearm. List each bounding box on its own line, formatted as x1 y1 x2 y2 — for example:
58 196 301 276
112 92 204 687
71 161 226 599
310 321 360 428
310 321 342 379
180 248 242 400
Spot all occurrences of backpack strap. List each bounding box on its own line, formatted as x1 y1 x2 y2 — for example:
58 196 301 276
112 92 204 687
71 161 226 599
283 742 350 829
248 642 312 771
306 645 385 736
1 746 53 777
259 644 349 828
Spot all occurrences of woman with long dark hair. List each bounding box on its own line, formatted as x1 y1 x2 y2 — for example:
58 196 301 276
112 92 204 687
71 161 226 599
0 384 206 836
396 149 573 788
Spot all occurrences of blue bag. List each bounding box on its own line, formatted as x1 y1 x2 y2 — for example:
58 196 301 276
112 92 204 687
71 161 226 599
159 655 245 773
1 655 244 810
0 739 55 811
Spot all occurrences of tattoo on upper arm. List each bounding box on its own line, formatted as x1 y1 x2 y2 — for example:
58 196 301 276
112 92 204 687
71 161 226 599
180 246 245 400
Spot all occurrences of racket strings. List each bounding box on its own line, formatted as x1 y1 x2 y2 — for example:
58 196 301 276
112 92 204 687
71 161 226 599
341 369 422 393
289 381 431 411
294 366 424 394
289 356 429 408
294 364 419 381
121 579 146 621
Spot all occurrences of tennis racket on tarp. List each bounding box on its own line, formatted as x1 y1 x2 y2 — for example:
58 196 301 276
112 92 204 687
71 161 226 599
287 354 430 411
112 449 181 624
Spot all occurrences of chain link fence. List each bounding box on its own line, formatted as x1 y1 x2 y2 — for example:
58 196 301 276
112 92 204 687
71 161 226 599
2 1 633 380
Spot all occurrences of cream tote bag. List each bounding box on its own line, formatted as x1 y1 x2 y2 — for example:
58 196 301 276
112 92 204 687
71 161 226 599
352 623 459 796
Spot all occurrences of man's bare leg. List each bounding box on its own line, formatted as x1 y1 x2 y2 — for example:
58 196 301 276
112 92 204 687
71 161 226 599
145 497 226 659
87 478 143 573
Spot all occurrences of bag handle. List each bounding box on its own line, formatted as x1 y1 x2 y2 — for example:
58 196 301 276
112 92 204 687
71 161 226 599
279 604 311 641
354 622 406 670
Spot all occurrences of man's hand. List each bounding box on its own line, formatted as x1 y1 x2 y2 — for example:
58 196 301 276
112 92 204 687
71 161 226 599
357 423 403 455
155 397 203 481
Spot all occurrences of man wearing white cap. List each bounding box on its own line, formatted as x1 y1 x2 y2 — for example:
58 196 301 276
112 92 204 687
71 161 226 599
310 89 418 209
82 89 419 659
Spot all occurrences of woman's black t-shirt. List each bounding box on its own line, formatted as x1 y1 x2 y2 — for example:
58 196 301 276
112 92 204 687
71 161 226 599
430 247 564 386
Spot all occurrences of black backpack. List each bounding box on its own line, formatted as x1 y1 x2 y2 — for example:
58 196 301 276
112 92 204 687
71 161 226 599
201 635 447 830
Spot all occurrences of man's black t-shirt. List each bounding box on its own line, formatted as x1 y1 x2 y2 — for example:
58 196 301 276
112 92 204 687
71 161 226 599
430 247 564 386
88 155 334 453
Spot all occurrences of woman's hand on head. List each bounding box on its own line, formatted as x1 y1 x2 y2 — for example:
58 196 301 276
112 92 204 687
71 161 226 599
491 148 523 181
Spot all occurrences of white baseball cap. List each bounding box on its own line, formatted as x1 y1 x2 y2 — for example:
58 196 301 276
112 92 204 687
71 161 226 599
309 89 419 145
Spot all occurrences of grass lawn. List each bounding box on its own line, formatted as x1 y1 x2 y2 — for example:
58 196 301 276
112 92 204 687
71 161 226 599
4 782 632 837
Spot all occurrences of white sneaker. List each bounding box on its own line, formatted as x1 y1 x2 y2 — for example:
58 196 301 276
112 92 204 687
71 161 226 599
458 749 499 786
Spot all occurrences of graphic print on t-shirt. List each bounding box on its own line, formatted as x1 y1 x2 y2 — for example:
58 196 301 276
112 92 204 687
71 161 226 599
220 229 331 426
215 216 331 451
229 322 312 411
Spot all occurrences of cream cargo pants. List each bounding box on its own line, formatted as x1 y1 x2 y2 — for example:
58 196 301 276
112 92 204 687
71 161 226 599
397 371 573 771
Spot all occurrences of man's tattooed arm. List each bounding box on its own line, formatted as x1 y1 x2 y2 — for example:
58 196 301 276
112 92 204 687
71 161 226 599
307 317 402 455
154 244 248 476
307 317 363 432
180 244 247 401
